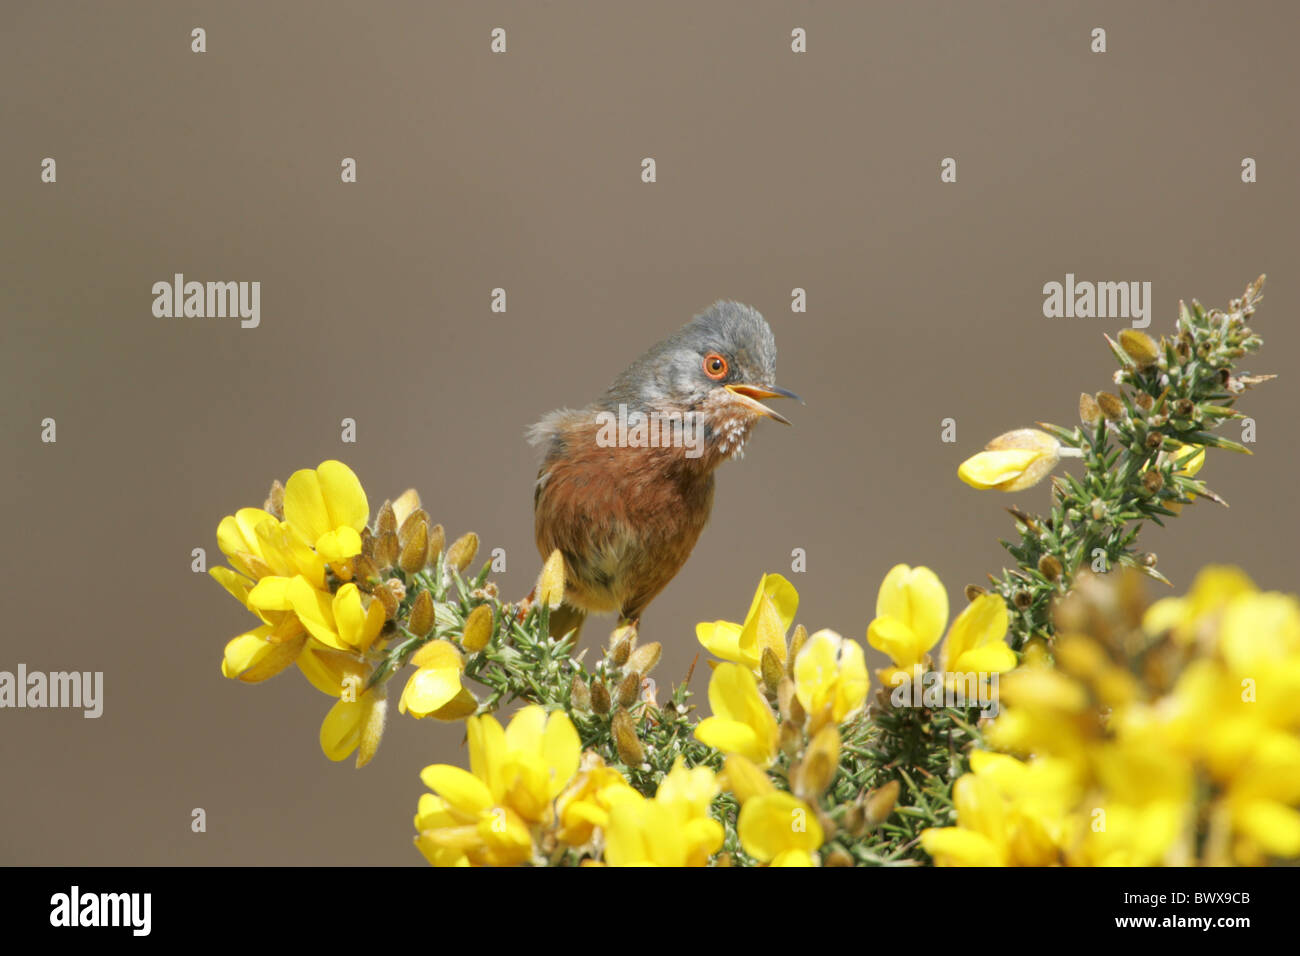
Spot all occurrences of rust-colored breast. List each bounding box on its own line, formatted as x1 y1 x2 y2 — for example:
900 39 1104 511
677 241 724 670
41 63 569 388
534 418 715 620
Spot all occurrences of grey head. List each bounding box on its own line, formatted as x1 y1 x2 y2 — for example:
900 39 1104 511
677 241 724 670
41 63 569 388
602 301 793 422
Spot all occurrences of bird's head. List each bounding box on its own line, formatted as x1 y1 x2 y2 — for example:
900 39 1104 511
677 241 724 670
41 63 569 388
603 301 800 462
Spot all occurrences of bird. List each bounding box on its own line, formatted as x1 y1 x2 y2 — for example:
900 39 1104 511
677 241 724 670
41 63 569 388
528 301 799 641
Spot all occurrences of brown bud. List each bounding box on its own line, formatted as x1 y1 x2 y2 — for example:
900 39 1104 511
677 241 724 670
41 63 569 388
785 624 808 677
373 580 400 619
590 680 611 715
372 530 397 570
1118 329 1161 369
964 583 988 602
777 676 806 727
426 524 445 564
626 641 662 677
1145 432 1164 450
794 724 841 799
1095 391 1124 421
1174 398 1195 418
461 604 493 652
1013 589 1033 610
1142 469 1164 494
570 676 591 712
1134 391 1154 412
265 479 285 519
607 629 634 667
616 671 642 709
398 508 430 547
823 847 854 868
354 554 381 587
446 532 479 574
407 590 435 637
1078 392 1101 425
1037 554 1063 582
611 710 645 766
398 521 430 574
760 647 784 695
863 780 900 826
376 501 398 538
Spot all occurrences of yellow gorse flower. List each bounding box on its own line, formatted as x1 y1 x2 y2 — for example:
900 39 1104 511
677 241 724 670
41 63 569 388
935 567 1300 866
724 755 824 866
398 639 476 720
792 629 868 733
693 662 780 766
957 428 1062 492
212 461 396 765
696 573 799 673
603 758 724 867
414 705 582 867
866 563 948 686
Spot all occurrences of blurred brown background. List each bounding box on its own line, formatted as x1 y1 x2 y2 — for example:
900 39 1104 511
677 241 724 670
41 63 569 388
1 1 1297 864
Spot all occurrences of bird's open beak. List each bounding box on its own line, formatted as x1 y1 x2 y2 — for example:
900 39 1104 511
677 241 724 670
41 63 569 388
724 383 803 425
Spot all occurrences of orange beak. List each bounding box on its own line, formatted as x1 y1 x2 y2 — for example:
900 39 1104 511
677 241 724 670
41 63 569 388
724 384 803 425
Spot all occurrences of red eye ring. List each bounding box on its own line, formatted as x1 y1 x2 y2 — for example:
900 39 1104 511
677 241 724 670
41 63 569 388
703 352 728 380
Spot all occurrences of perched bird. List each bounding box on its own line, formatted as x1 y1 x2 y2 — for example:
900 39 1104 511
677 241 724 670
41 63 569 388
528 301 799 639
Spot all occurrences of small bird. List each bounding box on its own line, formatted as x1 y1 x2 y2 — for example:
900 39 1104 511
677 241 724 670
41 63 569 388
529 301 799 639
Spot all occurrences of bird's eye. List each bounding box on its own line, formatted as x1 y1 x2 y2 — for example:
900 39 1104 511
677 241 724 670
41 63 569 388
703 352 728 380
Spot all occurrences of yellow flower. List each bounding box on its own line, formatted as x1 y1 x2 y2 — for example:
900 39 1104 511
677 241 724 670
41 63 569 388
282 460 369 566
938 593 1017 679
414 706 581 866
282 578 385 653
720 754 824 866
398 640 477 720
603 758 724 866
1151 442 1206 515
694 663 780 766
320 686 387 767
921 751 1072 866
696 573 799 673
1143 565 1255 646
792 629 868 732
958 428 1061 492
555 755 641 847
867 563 948 687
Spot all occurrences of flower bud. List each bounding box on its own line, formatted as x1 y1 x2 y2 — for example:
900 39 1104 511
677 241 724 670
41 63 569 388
407 590 435 637
590 679 611 715
570 676 591 712
376 501 398 538
1037 554 1063 582
377 531 400 570
536 550 567 610
426 524 445 564
626 641 662 677
785 624 807 677
265 479 285 520
824 847 853 867
794 724 841 799
446 532 479 574
863 779 900 826
615 670 641 709
398 508 430 548
1118 329 1161 369
373 579 400 619
398 520 429 574
1095 391 1124 421
611 709 645 766
391 489 421 527
355 692 387 769
461 604 493 652
1078 392 1101 425
964 584 987 602
760 647 784 695
1142 469 1164 494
